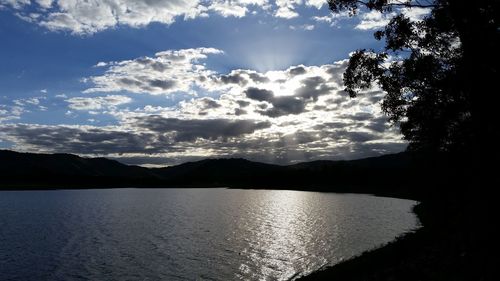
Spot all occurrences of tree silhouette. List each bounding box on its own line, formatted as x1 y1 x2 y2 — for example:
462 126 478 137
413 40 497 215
329 0 499 155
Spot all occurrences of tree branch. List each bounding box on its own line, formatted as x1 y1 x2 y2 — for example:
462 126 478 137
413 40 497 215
355 0 438 9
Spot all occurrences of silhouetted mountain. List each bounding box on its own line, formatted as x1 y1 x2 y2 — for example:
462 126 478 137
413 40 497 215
0 150 159 188
151 158 287 187
0 150 428 197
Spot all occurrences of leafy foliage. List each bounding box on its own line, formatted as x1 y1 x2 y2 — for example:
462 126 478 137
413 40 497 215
329 0 499 153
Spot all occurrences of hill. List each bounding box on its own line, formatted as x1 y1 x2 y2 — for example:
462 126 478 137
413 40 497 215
0 150 427 197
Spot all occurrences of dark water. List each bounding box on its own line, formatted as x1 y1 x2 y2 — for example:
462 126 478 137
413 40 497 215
0 188 419 281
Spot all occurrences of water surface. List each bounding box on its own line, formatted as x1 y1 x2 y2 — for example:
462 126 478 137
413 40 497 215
0 188 419 280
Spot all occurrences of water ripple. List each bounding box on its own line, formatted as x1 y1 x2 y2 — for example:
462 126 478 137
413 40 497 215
0 189 419 281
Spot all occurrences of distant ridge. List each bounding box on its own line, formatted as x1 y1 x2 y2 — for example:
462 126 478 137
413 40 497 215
0 150 429 197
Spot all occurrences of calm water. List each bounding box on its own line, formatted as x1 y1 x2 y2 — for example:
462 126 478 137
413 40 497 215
0 188 419 281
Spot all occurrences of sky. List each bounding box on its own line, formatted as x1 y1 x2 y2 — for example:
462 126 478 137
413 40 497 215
0 1 429 166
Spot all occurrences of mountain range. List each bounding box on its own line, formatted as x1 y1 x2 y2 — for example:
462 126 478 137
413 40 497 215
1 150 431 197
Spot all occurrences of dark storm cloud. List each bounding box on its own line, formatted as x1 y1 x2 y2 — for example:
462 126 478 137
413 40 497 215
118 78 142 87
133 116 271 141
257 103 268 109
288 66 306 76
0 116 271 155
219 73 248 85
334 130 378 142
247 73 270 83
236 100 250 107
295 76 333 101
199 98 221 109
136 57 171 72
366 116 391 132
343 112 375 121
281 131 322 144
258 96 306 117
312 122 351 130
216 70 270 86
245 87 274 101
234 108 247 116
149 79 177 90
0 124 161 154
245 87 308 117
242 74 337 118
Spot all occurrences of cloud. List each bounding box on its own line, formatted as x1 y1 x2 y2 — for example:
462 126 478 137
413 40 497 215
0 48 406 165
83 48 344 112
305 0 326 9
208 1 250 18
132 115 271 141
4 0 204 34
355 10 395 30
295 76 332 101
288 65 306 76
311 10 351 27
244 87 308 117
245 87 274 101
0 123 159 154
0 118 405 166
84 48 223 95
13 96 44 106
289 24 315 31
0 105 24 123
355 7 431 30
2 0 432 35
66 95 132 110
0 116 272 155
258 96 306 117
401 7 431 22
0 0 330 34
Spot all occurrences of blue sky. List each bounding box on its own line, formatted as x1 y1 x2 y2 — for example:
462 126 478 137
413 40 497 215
0 1 422 166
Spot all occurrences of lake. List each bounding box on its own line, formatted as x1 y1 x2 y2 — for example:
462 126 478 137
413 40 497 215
0 188 419 281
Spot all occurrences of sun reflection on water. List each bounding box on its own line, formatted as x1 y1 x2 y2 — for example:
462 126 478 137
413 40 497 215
236 190 329 280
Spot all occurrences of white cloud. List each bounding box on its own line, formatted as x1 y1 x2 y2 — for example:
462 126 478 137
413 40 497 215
84 48 223 95
0 0 434 35
311 10 351 27
312 15 333 23
289 24 315 30
0 0 347 34
355 7 431 30
274 0 302 19
305 0 326 9
355 10 394 30
0 0 30 9
35 0 51 9
1 0 208 34
0 104 25 123
66 95 132 110
208 0 269 18
2 0 333 34
401 7 431 22
13 96 45 106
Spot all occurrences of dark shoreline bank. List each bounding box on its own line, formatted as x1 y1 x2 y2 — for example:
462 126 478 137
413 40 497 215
297 192 494 281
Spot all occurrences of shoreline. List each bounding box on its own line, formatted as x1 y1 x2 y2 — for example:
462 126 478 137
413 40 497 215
0 185 420 200
296 192 494 281
295 202 425 281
